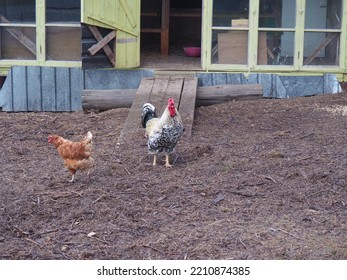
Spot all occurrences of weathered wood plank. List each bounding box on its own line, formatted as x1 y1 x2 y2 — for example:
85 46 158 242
87 25 115 66
148 76 170 114
12 67 27 111
70 68 83 111
82 89 136 110
81 83 263 111
88 30 116 56
27 66 42 111
56 68 70 111
178 77 198 138
42 67 56 111
118 77 154 143
157 77 183 114
196 84 263 106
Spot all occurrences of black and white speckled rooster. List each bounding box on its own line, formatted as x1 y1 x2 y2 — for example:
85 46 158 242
141 98 184 167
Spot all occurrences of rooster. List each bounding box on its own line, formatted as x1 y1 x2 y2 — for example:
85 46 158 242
141 98 184 167
48 131 94 182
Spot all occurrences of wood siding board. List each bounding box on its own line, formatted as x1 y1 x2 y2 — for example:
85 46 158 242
226 74 243 84
120 0 136 28
259 74 274 98
241 74 259 84
70 67 83 111
41 67 56 111
56 67 71 111
12 66 28 111
27 66 42 111
1 69 13 111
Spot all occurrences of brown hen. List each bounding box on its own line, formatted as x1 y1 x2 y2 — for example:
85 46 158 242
48 131 94 182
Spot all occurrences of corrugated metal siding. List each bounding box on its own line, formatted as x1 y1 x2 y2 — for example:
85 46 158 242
197 73 342 98
1 66 83 112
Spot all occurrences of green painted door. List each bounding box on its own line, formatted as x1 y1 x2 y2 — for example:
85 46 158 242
82 0 140 68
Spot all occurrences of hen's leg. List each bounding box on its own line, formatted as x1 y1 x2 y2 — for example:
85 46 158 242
69 174 75 183
165 154 172 168
69 169 76 183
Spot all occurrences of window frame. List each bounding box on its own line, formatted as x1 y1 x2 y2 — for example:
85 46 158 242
0 0 81 71
203 0 347 74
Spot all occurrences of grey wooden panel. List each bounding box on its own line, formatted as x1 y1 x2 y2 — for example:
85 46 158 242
1 69 12 111
56 68 70 111
41 67 56 111
241 73 259 84
84 69 154 89
226 73 243 84
27 66 42 111
12 67 27 111
70 67 83 111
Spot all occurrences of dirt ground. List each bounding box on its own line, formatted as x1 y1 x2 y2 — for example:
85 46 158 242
0 92 346 260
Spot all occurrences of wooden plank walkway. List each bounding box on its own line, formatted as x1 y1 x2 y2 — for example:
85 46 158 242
118 76 197 144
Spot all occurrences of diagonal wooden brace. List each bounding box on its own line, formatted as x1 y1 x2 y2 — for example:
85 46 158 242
87 25 116 66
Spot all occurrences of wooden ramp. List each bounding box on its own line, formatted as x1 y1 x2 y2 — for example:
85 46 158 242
118 76 198 144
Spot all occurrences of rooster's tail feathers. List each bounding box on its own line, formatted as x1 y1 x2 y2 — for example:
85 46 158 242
83 131 93 143
141 103 156 128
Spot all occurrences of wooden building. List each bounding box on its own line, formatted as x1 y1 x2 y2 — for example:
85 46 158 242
0 0 345 76
0 0 345 111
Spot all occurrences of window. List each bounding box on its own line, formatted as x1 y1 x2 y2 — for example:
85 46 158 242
259 0 295 66
45 0 81 61
0 0 81 63
0 0 36 60
211 0 250 65
303 0 341 66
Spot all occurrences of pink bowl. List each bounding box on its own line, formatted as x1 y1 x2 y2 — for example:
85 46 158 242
183 47 201 57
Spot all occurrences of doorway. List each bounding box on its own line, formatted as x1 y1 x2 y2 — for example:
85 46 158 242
140 0 202 70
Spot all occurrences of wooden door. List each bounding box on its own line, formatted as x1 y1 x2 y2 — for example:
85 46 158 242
81 0 140 68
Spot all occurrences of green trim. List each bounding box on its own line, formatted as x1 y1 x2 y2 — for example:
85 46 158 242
87 14 138 36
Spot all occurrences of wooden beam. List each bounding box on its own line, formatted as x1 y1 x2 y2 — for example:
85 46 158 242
82 83 264 111
88 30 116 56
87 25 115 66
195 84 263 106
141 28 162 33
160 0 170 55
82 89 136 110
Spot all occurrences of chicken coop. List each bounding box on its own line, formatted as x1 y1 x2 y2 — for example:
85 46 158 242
0 0 346 111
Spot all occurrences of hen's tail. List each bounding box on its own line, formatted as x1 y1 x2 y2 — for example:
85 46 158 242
83 131 93 143
141 103 157 128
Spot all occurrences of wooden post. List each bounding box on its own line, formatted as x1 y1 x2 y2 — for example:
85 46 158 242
161 0 170 55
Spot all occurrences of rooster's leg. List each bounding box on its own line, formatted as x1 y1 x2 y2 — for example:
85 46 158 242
165 154 172 168
153 154 157 166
